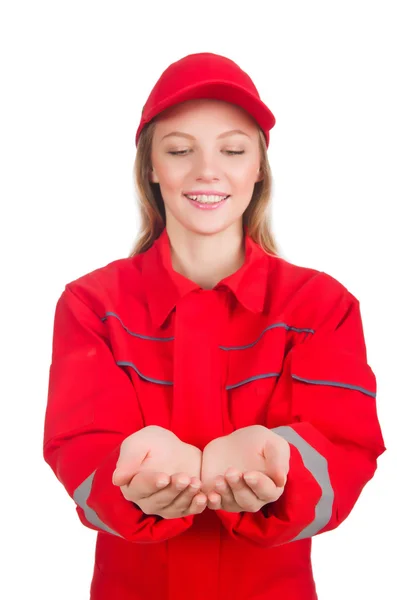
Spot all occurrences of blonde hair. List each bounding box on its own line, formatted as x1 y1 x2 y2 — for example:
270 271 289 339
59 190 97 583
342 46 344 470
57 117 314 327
128 118 280 257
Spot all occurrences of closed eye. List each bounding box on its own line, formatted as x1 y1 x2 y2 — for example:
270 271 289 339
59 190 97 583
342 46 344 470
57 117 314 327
168 150 245 156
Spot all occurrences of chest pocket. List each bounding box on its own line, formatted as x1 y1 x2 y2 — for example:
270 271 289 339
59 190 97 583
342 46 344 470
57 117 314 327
102 311 174 429
223 324 293 430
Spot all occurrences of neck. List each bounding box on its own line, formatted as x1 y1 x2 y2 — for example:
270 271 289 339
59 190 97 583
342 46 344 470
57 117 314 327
168 224 246 290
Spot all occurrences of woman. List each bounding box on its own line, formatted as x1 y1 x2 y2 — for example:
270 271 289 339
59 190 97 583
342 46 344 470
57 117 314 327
43 52 386 599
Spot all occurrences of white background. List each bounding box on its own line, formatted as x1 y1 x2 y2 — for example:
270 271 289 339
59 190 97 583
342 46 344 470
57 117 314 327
1 1 396 598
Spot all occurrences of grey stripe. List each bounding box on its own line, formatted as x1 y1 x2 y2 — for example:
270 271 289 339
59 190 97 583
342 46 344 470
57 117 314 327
101 312 173 342
220 323 315 351
291 374 376 398
73 471 123 538
115 362 374 399
271 426 334 541
101 311 314 349
117 360 173 385
226 372 280 390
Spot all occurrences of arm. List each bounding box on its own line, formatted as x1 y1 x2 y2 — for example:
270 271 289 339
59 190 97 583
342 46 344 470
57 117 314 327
43 284 195 543
215 289 386 546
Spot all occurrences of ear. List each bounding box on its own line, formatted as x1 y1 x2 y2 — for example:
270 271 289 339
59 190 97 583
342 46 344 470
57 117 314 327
255 167 264 183
149 167 159 184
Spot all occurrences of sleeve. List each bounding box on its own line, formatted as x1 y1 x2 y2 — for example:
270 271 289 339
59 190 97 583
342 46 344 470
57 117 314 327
214 289 386 547
43 284 195 543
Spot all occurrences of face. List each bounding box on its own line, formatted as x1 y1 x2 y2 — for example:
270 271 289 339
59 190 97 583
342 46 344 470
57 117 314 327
150 98 263 237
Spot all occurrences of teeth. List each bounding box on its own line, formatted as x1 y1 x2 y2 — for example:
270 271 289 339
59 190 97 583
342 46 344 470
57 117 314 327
185 194 228 204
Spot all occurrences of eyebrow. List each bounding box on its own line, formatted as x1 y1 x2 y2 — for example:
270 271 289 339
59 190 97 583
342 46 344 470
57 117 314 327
161 129 251 141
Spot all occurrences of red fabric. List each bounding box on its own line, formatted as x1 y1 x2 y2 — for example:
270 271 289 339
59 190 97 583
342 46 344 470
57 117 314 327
135 52 276 148
43 227 386 599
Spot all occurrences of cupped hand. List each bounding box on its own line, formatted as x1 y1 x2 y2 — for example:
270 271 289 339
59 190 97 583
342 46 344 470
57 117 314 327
201 425 290 513
112 426 208 519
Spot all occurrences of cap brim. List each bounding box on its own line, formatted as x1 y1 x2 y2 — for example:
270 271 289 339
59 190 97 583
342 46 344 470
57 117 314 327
136 80 275 147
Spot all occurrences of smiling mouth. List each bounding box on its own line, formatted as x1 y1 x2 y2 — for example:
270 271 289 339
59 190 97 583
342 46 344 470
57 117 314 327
183 194 230 204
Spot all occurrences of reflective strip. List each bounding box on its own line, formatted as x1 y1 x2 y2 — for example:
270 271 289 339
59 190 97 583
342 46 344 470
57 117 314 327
73 471 123 538
291 374 376 398
271 425 334 541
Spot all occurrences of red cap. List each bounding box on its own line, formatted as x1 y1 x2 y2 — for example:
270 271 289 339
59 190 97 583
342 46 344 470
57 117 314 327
135 52 276 148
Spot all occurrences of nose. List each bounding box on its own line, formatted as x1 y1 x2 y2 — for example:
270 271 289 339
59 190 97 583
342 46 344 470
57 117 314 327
191 153 222 183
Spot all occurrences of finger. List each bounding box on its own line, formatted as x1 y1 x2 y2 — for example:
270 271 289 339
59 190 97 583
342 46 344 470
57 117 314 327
153 476 208 518
207 477 235 510
150 472 193 509
113 467 136 487
161 492 208 519
207 495 222 510
262 437 289 488
243 471 284 503
166 476 198 506
167 477 208 514
225 470 261 511
191 493 208 513
188 478 208 512
113 437 148 486
122 471 170 502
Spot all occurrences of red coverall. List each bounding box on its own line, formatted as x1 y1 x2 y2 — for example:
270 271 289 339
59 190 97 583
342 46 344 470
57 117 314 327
43 227 386 599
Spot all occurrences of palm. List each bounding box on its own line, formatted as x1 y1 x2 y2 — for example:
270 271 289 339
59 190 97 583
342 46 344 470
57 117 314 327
115 426 202 484
201 425 273 494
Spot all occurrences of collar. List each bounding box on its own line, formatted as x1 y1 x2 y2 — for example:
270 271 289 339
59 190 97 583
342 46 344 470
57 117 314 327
141 227 271 329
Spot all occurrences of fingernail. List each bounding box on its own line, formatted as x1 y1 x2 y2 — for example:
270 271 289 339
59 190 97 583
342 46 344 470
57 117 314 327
156 479 168 488
228 474 240 483
245 476 257 484
176 480 189 490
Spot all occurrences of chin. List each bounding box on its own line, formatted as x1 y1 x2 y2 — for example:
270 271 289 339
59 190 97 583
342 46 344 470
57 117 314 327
184 220 236 237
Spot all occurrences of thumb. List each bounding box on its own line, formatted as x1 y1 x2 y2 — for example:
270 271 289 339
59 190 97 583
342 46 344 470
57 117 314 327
112 467 134 487
112 434 149 487
262 437 289 488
